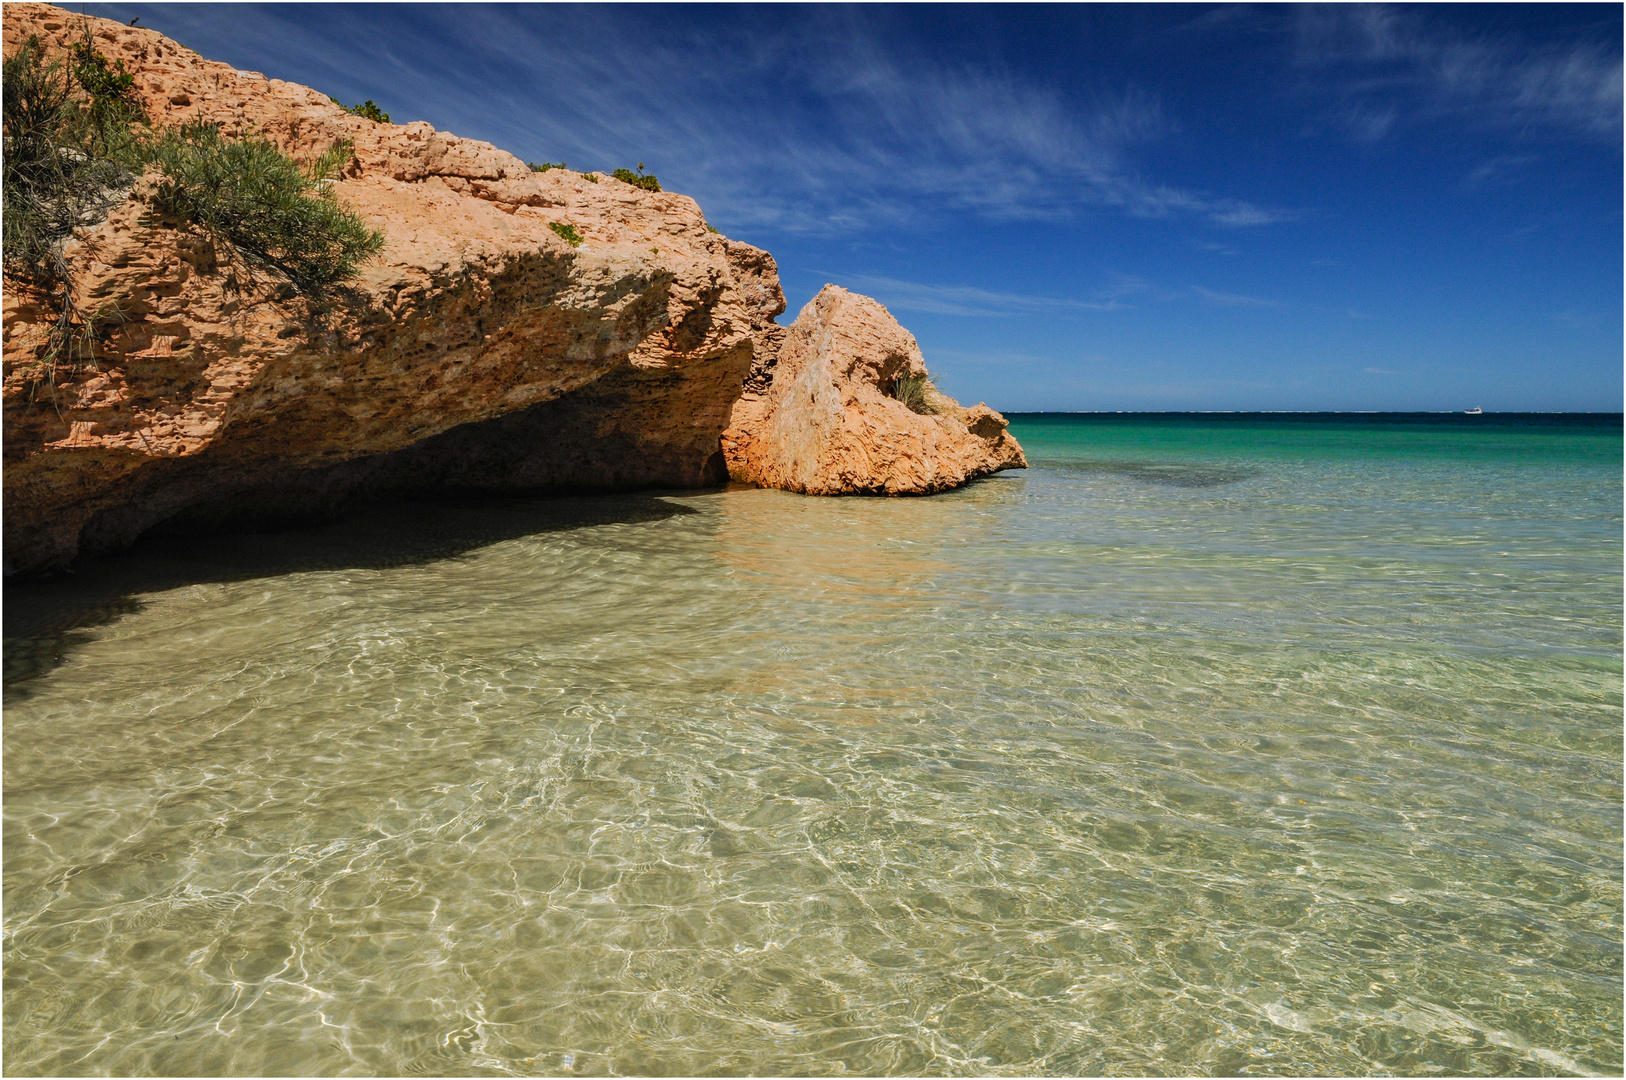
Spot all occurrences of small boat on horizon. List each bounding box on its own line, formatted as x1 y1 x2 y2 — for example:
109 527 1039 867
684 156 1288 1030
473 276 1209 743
1465 407 1483 415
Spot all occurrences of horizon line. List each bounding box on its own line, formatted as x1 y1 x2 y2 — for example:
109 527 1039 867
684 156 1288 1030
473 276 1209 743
998 409 1624 415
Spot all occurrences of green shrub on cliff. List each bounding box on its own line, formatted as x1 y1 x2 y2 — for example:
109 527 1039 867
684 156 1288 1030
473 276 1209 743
528 161 567 172
889 374 938 415
4 27 385 399
3 32 150 388
549 221 583 247
2 33 145 282
143 121 385 291
5 32 383 299
331 98 390 124
611 164 660 192
70 28 147 158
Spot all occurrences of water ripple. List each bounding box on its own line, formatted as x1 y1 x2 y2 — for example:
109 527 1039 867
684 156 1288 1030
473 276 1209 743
4 423 1620 1075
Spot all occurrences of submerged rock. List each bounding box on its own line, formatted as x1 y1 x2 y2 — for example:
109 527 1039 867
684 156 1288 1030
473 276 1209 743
722 285 1026 495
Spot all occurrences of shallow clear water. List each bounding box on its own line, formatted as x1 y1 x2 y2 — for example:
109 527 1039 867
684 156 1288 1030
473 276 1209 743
4 413 1621 1076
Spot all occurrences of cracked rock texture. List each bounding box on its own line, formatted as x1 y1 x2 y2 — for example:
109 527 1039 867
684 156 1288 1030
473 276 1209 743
722 286 1026 495
2 5 1022 575
2 4 783 574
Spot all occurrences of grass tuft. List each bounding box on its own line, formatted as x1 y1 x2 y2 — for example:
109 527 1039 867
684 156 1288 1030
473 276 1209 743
888 374 938 415
527 161 567 173
548 221 583 247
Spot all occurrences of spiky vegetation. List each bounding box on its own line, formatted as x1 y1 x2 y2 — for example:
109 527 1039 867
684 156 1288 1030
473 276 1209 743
3 33 145 281
527 161 567 172
69 29 144 157
3 32 149 389
888 374 938 415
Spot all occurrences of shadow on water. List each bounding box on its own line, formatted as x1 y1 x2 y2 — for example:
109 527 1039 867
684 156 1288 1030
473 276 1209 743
1053 459 1258 488
2 491 698 693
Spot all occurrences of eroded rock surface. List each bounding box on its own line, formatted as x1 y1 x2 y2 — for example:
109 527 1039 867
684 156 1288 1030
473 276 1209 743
3 6 1023 574
722 286 1026 495
2 5 775 573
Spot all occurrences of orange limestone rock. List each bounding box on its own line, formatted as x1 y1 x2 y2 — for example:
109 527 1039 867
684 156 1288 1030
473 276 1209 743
3 6 1020 574
722 286 1026 495
1 4 775 573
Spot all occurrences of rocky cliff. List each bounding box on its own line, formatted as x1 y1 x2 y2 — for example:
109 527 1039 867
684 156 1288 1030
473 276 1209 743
2 5 1022 575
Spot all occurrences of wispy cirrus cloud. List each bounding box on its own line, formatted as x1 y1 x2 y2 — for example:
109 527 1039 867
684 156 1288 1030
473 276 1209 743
1102 180 1302 227
1292 5 1622 142
841 275 1287 317
1464 154 1539 189
840 274 1149 318
89 3 1294 236
1191 285 1279 308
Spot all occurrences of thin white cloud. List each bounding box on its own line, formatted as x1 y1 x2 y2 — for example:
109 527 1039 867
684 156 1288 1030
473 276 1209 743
838 274 1283 318
841 274 1142 317
1342 105 1398 144
1106 180 1302 227
1465 154 1539 189
1208 203 1301 227
1191 285 1279 308
97 3 1293 237
1293 5 1622 141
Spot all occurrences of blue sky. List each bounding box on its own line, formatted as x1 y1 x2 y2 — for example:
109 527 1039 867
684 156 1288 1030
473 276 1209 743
88 3 1622 411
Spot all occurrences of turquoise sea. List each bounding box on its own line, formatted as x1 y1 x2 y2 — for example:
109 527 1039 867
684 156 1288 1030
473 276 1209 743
3 413 1621 1076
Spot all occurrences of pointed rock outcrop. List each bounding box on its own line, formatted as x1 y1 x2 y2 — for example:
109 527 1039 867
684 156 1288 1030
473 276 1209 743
722 286 1026 495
